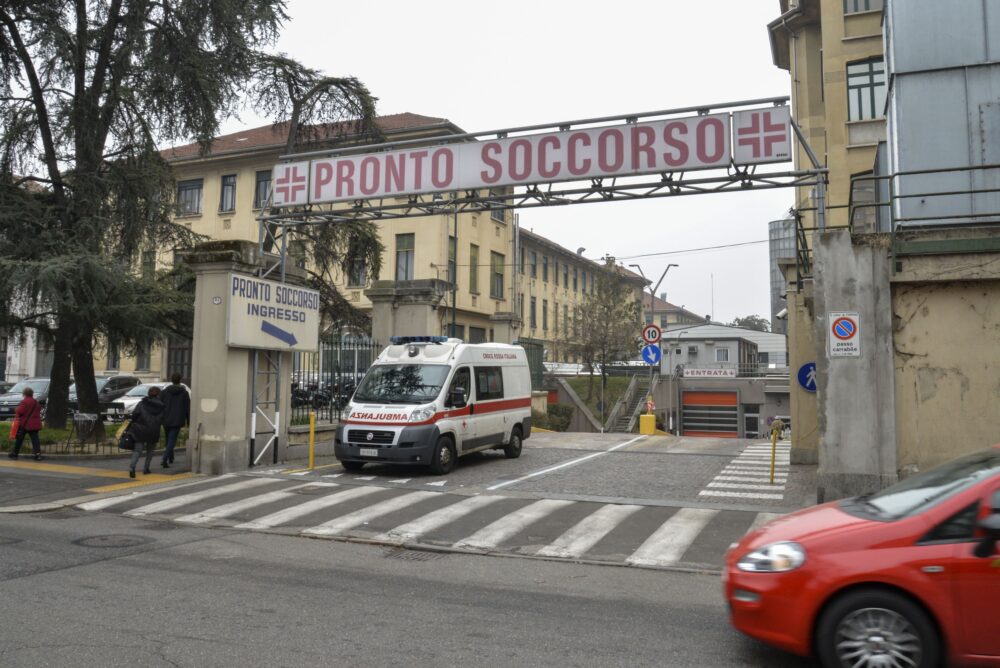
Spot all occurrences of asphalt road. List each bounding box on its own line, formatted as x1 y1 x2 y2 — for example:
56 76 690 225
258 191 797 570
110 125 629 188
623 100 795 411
0 510 812 668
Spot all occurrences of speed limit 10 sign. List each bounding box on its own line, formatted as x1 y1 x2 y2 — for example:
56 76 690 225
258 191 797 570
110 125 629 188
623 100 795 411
641 323 662 344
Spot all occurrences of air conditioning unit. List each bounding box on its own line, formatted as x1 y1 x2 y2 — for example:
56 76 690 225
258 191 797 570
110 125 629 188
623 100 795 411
687 346 698 355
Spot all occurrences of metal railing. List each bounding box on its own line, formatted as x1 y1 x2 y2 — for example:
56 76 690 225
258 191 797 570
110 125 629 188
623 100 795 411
290 335 382 425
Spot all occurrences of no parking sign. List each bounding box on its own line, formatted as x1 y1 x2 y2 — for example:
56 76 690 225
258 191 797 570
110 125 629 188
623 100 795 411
828 311 861 358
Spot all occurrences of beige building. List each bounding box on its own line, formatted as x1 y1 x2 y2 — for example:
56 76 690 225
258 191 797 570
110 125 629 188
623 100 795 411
767 0 886 465
93 113 643 376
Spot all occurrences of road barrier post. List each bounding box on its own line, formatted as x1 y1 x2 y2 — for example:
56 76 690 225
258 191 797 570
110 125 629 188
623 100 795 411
309 411 316 470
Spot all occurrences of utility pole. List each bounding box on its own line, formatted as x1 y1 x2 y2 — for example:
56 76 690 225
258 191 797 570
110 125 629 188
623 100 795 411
630 262 678 430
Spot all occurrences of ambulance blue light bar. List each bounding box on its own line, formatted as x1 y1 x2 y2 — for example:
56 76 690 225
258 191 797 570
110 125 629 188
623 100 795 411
389 335 449 344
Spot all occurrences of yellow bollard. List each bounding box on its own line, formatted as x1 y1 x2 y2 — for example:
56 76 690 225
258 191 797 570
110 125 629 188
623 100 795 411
770 429 778 485
308 411 316 470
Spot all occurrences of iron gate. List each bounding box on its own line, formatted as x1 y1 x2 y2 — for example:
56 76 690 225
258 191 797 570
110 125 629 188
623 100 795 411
290 334 381 424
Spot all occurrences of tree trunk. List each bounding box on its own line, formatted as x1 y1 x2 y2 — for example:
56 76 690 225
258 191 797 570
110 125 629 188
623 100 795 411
71 331 106 438
44 323 73 429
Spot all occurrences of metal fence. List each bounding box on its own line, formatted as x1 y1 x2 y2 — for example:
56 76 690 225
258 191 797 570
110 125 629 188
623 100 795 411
290 335 382 425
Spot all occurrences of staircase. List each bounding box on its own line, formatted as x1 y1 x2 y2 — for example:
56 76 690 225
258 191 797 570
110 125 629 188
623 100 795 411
612 376 651 432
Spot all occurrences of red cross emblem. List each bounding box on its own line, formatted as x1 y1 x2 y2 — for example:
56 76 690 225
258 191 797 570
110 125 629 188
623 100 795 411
732 109 790 164
274 164 307 205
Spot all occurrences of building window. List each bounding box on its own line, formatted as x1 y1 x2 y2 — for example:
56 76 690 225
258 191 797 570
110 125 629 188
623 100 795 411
448 323 465 340
254 170 271 208
135 341 151 371
141 250 156 278
573 267 578 291
519 247 525 274
563 263 569 288
469 244 479 294
843 0 882 13
490 251 505 298
553 301 558 332
530 297 537 328
529 251 537 278
581 270 587 294
176 179 203 215
847 57 886 121
469 326 487 344
542 256 549 282
542 299 549 330
107 342 120 370
563 304 569 336
518 294 524 320
716 348 730 363
347 260 367 287
490 205 505 224
448 235 457 287
219 174 236 212
396 233 415 281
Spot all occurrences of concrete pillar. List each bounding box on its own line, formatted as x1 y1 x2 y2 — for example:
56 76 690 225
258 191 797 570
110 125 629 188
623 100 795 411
365 279 451 344
812 229 897 500
185 240 296 474
490 312 521 344
780 259 819 465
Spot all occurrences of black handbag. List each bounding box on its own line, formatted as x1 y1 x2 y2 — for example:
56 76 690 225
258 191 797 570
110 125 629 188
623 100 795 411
117 430 136 451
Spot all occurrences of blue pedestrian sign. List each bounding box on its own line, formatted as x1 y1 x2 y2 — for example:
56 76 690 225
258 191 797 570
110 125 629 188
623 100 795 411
797 362 817 393
641 344 662 365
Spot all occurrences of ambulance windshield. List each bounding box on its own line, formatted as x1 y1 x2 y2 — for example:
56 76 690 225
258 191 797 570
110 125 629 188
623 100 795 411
353 364 451 404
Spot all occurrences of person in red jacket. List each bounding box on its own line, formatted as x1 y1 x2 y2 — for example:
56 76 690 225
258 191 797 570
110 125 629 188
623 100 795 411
8 386 44 460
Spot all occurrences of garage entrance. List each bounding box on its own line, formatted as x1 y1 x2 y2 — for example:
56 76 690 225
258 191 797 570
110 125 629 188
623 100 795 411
681 390 739 438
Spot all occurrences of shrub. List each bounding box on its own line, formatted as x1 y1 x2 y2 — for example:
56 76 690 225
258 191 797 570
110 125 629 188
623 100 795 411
532 403 573 432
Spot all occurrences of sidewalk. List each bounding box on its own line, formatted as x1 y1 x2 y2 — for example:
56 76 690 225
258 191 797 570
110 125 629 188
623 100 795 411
0 449 196 513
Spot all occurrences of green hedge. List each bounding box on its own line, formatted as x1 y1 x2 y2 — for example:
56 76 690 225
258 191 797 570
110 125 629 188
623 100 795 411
0 421 188 452
532 403 574 432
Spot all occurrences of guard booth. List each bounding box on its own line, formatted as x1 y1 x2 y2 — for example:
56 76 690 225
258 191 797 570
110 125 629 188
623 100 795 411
516 337 545 390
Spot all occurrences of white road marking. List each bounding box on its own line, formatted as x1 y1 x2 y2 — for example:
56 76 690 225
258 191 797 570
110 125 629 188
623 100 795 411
425 481 448 487
233 486 382 530
388 479 411 484
322 474 343 478
486 436 646 491
536 504 643 559
747 512 784 534
354 476 376 481
698 490 785 500
707 482 786 491
454 499 574 550
125 478 278 517
375 495 505 543
173 483 337 525
75 476 229 512
626 508 719 567
714 475 787 483
302 491 438 537
290 471 311 476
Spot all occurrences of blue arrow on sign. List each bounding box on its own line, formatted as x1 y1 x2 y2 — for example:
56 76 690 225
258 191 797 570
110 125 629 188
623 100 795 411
641 343 662 365
261 320 298 347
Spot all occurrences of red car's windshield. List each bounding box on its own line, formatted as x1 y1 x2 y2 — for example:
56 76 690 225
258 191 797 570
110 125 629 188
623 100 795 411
865 448 1000 519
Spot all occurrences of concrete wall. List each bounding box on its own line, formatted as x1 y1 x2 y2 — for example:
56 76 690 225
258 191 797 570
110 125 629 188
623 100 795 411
783 265 820 464
812 230 897 500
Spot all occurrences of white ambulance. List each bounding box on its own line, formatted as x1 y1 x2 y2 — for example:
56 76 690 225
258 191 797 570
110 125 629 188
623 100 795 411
335 336 532 474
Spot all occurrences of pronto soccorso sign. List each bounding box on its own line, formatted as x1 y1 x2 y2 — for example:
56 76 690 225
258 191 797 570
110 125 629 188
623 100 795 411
270 107 792 207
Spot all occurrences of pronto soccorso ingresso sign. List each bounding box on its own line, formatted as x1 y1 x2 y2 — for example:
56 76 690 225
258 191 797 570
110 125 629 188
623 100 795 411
270 107 792 207
226 273 320 352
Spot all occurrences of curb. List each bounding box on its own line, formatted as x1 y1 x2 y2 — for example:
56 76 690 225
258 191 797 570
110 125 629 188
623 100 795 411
0 475 206 514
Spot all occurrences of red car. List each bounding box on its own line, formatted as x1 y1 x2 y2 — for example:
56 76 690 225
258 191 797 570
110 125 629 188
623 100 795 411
725 445 1000 667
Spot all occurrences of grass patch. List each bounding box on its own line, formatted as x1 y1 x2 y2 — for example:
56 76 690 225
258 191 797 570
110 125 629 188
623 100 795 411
0 421 188 452
566 375 632 423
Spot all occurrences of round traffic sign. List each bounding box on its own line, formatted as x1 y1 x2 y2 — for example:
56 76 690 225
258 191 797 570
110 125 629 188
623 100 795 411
641 323 662 344
832 316 857 340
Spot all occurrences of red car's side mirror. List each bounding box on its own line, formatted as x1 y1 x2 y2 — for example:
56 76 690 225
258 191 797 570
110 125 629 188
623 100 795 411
972 513 1000 558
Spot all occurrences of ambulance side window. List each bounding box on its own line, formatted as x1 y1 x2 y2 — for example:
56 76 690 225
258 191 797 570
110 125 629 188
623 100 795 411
474 366 504 401
447 367 470 407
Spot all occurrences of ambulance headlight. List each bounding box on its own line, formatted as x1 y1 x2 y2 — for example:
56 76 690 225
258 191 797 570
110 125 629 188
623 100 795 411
409 405 436 422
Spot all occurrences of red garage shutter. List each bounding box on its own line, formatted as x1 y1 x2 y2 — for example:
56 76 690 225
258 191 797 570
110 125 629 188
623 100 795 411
681 391 739 438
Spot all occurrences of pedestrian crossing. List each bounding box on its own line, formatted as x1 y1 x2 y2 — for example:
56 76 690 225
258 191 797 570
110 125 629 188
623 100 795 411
698 442 791 501
75 475 784 571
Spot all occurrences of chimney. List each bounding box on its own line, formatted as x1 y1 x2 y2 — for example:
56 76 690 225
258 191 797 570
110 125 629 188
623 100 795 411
659 292 666 302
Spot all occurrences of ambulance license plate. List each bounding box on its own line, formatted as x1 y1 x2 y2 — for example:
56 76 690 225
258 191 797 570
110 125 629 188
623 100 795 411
359 448 378 458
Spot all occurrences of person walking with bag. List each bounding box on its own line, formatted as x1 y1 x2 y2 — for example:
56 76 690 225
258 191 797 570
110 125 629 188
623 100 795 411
8 387 44 460
159 373 189 468
128 385 165 478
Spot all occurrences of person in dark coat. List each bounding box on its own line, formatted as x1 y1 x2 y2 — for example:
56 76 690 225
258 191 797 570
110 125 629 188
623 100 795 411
128 385 165 478
159 373 190 468
8 387 44 460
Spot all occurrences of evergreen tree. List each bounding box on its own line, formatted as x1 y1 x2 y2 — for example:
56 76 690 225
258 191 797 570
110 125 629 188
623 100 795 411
0 1 379 427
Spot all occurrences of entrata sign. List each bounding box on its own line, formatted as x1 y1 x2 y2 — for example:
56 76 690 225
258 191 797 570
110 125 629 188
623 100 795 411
683 368 737 378
226 274 320 352
271 106 792 207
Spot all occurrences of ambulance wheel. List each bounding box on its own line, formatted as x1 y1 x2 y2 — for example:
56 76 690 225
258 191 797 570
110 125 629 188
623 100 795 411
429 436 456 475
504 428 523 459
342 461 365 472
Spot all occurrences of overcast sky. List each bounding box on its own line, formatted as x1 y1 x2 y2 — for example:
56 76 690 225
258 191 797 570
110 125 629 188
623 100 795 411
224 0 792 324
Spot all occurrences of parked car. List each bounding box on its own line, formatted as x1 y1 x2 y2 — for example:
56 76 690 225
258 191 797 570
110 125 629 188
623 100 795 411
0 381 14 395
725 445 1000 667
0 377 52 420
68 374 141 408
109 381 190 421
